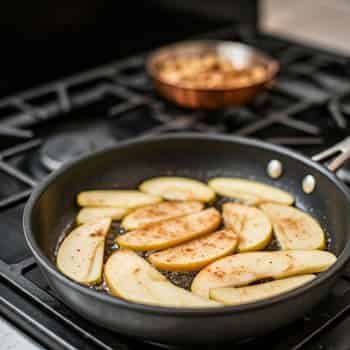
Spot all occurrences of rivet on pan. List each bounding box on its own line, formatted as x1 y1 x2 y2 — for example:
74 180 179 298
302 175 316 194
267 160 283 179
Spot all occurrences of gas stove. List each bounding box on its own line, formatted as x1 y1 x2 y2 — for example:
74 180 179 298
2 26 350 350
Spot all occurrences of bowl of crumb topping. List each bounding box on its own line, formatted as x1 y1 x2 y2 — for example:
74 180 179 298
146 40 279 109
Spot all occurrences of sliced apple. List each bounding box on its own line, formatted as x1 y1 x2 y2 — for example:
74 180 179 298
76 207 129 225
104 250 221 307
57 218 111 285
139 177 215 202
208 178 294 205
149 229 238 271
121 201 204 230
260 203 326 250
210 275 316 305
191 250 336 298
77 190 162 209
116 208 221 251
223 203 272 252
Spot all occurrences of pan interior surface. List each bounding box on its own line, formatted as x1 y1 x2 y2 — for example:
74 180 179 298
26 135 350 311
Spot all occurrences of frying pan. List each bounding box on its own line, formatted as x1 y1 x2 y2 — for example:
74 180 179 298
23 134 350 345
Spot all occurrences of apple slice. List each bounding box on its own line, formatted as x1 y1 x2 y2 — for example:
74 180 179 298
77 190 162 209
116 208 221 251
191 250 336 298
139 177 215 202
208 178 294 205
149 229 238 271
57 218 111 285
104 250 221 307
223 203 272 252
76 207 129 225
210 275 315 305
121 201 204 230
260 203 326 250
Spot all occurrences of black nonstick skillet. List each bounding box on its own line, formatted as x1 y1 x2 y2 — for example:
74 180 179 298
23 133 350 345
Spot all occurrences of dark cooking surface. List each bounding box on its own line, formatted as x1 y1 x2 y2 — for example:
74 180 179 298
2 26 350 349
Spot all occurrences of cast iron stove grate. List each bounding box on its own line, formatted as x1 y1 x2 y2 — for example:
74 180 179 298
1 26 350 349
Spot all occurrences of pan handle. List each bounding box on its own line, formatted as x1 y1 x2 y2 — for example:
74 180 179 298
312 136 350 172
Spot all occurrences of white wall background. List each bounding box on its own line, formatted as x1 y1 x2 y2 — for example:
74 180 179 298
261 0 350 54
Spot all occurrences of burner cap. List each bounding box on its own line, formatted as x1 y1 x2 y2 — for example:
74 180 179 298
40 133 113 171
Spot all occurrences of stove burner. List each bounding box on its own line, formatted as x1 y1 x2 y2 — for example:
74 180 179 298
19 151 50 180
40 133 112 171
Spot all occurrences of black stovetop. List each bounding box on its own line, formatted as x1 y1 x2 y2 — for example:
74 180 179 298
2 26 350 350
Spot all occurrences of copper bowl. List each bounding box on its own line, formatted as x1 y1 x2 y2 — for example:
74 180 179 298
146 40 280 109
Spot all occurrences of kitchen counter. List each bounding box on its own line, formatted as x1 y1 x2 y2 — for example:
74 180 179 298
0 316 45 350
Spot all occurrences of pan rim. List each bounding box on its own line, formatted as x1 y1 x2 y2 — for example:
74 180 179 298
23 133 350 316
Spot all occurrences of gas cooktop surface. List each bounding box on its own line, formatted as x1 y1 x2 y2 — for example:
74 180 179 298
2 26 350 350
